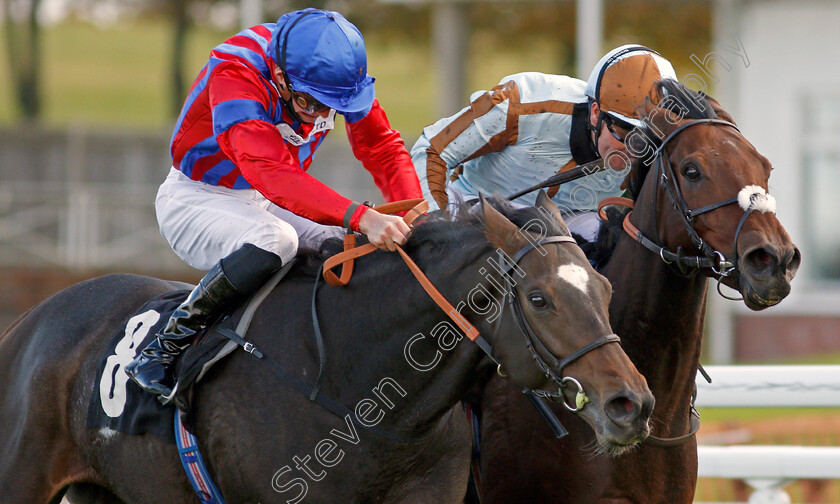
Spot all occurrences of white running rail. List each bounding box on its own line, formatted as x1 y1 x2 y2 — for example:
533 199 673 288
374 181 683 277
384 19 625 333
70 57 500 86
695 365 840 504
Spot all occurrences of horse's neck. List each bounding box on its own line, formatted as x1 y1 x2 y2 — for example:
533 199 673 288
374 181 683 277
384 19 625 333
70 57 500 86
397 341 487 430
603 234 707 418
386 276 491 433
319 260 488 436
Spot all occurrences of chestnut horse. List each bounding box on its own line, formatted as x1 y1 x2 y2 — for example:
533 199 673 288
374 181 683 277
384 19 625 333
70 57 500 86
475 81 801 503
0 198 653 504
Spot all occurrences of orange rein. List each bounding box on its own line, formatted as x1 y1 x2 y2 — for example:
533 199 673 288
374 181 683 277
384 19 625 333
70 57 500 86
321 199 481 342
598 196 640 240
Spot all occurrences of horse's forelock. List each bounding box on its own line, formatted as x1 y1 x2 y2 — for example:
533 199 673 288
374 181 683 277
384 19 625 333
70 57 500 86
656 79 717 120
632 80 717 151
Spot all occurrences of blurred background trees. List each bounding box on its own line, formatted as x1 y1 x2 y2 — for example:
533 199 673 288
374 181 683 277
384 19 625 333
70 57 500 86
4 0 43 121
0 0 711 134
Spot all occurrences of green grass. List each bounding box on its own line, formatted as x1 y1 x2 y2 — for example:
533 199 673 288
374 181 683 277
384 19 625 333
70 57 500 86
0 17 717 139
5 21 159 126
765 351 840 365
698 406 839 423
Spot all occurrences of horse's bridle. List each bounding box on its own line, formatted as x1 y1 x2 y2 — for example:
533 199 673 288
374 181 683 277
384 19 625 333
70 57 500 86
612 118 767 294
599 118 765 446
320 200 621 438
488 235 621 414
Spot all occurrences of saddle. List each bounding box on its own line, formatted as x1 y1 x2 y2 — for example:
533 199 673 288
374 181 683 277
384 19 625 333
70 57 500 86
86 263 293 443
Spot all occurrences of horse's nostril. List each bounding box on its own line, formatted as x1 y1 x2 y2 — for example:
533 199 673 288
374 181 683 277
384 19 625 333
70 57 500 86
757 250 772 266
605 395 640 427
745 245 800 278
745 247 777 274
620 398 634 413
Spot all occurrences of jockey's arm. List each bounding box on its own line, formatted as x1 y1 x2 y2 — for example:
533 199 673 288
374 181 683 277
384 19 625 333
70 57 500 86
219 120 370 231
410 80 519 211
344 99 422 203
221 121 408 250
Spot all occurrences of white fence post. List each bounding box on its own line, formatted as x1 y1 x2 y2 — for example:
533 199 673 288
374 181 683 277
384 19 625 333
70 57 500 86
744 479 792 504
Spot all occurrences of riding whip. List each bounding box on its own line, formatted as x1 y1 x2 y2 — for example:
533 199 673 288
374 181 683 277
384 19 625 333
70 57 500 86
507 158 606 201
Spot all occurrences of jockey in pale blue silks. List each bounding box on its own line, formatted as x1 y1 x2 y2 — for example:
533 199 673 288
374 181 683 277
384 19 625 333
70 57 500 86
411 45 677 241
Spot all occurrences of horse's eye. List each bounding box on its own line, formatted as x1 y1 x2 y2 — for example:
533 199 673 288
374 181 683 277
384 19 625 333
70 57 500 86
529 293 547 308
683 164 702 181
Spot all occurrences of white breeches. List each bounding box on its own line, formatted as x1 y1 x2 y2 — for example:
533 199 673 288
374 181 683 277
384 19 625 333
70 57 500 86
155 167 343 270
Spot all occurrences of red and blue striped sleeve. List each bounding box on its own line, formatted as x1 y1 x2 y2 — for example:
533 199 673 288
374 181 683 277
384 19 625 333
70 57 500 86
345 99 422 203
210 64 363 228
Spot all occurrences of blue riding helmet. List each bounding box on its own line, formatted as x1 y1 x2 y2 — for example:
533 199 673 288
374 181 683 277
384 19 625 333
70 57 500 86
271 9 376 114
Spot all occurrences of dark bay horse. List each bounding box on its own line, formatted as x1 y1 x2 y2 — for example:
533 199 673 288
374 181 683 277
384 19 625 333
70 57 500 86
0 197 653 504
476 81 801 504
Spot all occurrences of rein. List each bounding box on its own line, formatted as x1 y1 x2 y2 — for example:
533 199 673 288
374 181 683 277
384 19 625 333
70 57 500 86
322 199 621 437
644 402 701 447
322 199 485 348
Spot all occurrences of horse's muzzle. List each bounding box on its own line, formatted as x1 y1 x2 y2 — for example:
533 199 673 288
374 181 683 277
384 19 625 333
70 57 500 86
738 242 801 310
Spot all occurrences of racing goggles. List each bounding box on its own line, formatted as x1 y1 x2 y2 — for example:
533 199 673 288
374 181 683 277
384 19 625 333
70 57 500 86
603 113 634 143
288 83 330 114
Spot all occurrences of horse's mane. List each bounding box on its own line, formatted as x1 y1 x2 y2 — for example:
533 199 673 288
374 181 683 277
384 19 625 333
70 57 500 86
410 198 568 248
291 198 569 279
582 206 628 271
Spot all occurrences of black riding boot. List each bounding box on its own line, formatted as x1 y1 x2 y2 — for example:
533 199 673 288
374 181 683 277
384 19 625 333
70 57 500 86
124 263 237 401
125 244 283 404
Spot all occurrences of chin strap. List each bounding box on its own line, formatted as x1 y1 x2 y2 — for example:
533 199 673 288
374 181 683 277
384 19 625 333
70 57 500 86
586 106 605 153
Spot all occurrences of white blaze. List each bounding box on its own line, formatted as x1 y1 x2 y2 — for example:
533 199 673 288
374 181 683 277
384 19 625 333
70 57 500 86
556 264 590 294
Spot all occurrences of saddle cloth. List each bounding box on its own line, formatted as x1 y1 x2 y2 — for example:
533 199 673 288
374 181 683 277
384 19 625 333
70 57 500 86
85 290 241 444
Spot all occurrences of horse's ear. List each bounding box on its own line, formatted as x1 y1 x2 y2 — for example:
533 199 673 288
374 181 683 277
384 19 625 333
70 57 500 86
535 190 570 234
638 96 679 137
706 95 737 125
480 195 527 254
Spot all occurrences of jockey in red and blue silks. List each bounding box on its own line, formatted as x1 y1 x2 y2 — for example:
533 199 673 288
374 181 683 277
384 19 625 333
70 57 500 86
126 8 422 407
